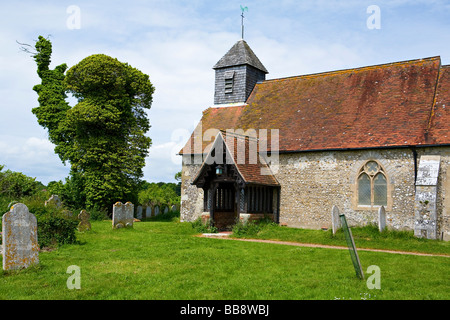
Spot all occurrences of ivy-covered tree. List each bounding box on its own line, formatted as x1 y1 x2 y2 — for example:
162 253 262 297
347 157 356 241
31 36 154 211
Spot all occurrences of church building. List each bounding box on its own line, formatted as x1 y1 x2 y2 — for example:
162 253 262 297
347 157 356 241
179 39 450 240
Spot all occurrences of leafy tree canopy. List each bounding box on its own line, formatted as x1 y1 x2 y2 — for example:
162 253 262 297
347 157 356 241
138 182 180 207
0 165 43 199
31 36 155 211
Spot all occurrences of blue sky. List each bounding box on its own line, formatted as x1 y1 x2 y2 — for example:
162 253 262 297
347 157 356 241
0 0 449 185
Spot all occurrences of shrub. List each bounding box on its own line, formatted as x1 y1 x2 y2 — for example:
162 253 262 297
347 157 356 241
232 217 277 237
17 193 79 249
37 215 78 248
88 206 108 221
191 217 218 233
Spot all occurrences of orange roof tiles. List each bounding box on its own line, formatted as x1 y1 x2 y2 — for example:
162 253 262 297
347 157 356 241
181 56 449 155
192 131 279 187
428 65 450 144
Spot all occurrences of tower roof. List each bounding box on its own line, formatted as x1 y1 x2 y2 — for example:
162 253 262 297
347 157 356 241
213 39 268 73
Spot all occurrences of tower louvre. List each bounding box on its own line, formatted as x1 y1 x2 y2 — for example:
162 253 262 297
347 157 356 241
213 40 268 105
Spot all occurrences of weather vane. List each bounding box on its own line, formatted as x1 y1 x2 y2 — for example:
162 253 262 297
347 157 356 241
240 5 248 39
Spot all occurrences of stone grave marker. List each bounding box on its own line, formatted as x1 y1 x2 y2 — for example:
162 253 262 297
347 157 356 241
414 155 440 239
2 203 39 271
171 204 177 212
77 210 91 232
136 205 143 220
378 206 386 232
145 206 152 218
45 194 62 208
331 205 341 234
62 209 73 218
339 214 364 280
112 202 134 229
154 205 160 216
164 206 169 214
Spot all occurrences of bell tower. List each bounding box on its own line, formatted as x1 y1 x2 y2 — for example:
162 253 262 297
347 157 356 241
213 40 268 105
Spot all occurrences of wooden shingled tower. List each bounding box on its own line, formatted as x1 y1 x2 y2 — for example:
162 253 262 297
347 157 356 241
213 40 268 105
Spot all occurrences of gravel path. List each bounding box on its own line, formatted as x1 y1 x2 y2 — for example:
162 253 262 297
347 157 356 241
198 234 450 258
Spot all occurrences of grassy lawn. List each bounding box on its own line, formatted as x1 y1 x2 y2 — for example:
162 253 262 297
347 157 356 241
1 219 449 300
231 221 450 255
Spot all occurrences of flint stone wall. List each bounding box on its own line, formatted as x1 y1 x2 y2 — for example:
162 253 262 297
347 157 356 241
180 147 450 240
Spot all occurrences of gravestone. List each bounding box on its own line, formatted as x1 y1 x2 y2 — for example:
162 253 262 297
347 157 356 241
112 202 134 229
164 206 169 214
136 205 143 220
331 205 341 234
62 209 73 218
378 206 386 232
339 214 364 280
45 194 62 208
2 203 39 271
171 204 177 212
145 206 152 218
154 205 160 216
414 155 440 239
77 210 91 232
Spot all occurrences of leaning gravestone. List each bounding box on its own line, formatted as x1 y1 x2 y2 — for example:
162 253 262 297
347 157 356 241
378 206 386 232
112 202 134 229
339 214 364 280
331 205 341 234
414 155 440 239
2 203 39 271
77 210 91 232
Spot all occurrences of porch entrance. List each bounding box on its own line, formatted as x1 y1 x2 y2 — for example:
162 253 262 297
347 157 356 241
212 182 237 230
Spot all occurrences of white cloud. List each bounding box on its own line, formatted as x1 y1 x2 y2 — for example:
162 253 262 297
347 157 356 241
0 135 69 184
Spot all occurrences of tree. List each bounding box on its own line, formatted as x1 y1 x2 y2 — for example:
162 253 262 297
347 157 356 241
138 182 180 208
31 36 154 211
0 165 41 199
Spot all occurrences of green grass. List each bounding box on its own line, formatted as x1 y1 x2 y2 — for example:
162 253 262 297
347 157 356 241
1 220 449 300
232 220 450 255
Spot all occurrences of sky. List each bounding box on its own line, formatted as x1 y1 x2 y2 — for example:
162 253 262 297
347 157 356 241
0 0 449 185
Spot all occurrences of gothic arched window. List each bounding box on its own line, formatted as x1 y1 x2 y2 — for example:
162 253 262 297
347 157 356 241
357 161 387 206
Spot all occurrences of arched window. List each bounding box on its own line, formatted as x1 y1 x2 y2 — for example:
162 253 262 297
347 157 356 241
357 161 387 206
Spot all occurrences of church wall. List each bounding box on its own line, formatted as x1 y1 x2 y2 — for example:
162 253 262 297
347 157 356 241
180 155 204 222
180 147 450 240
274 147 450 239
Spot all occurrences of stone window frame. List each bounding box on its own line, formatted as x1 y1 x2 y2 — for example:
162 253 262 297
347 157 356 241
350 157 394 211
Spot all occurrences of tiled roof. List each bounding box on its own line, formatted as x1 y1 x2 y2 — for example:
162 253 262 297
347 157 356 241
192 131 279 187
222 131 279 186
427 65 450 144
181 56 449 155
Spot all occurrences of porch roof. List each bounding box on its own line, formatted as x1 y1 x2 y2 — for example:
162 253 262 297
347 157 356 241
192 131 280 187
